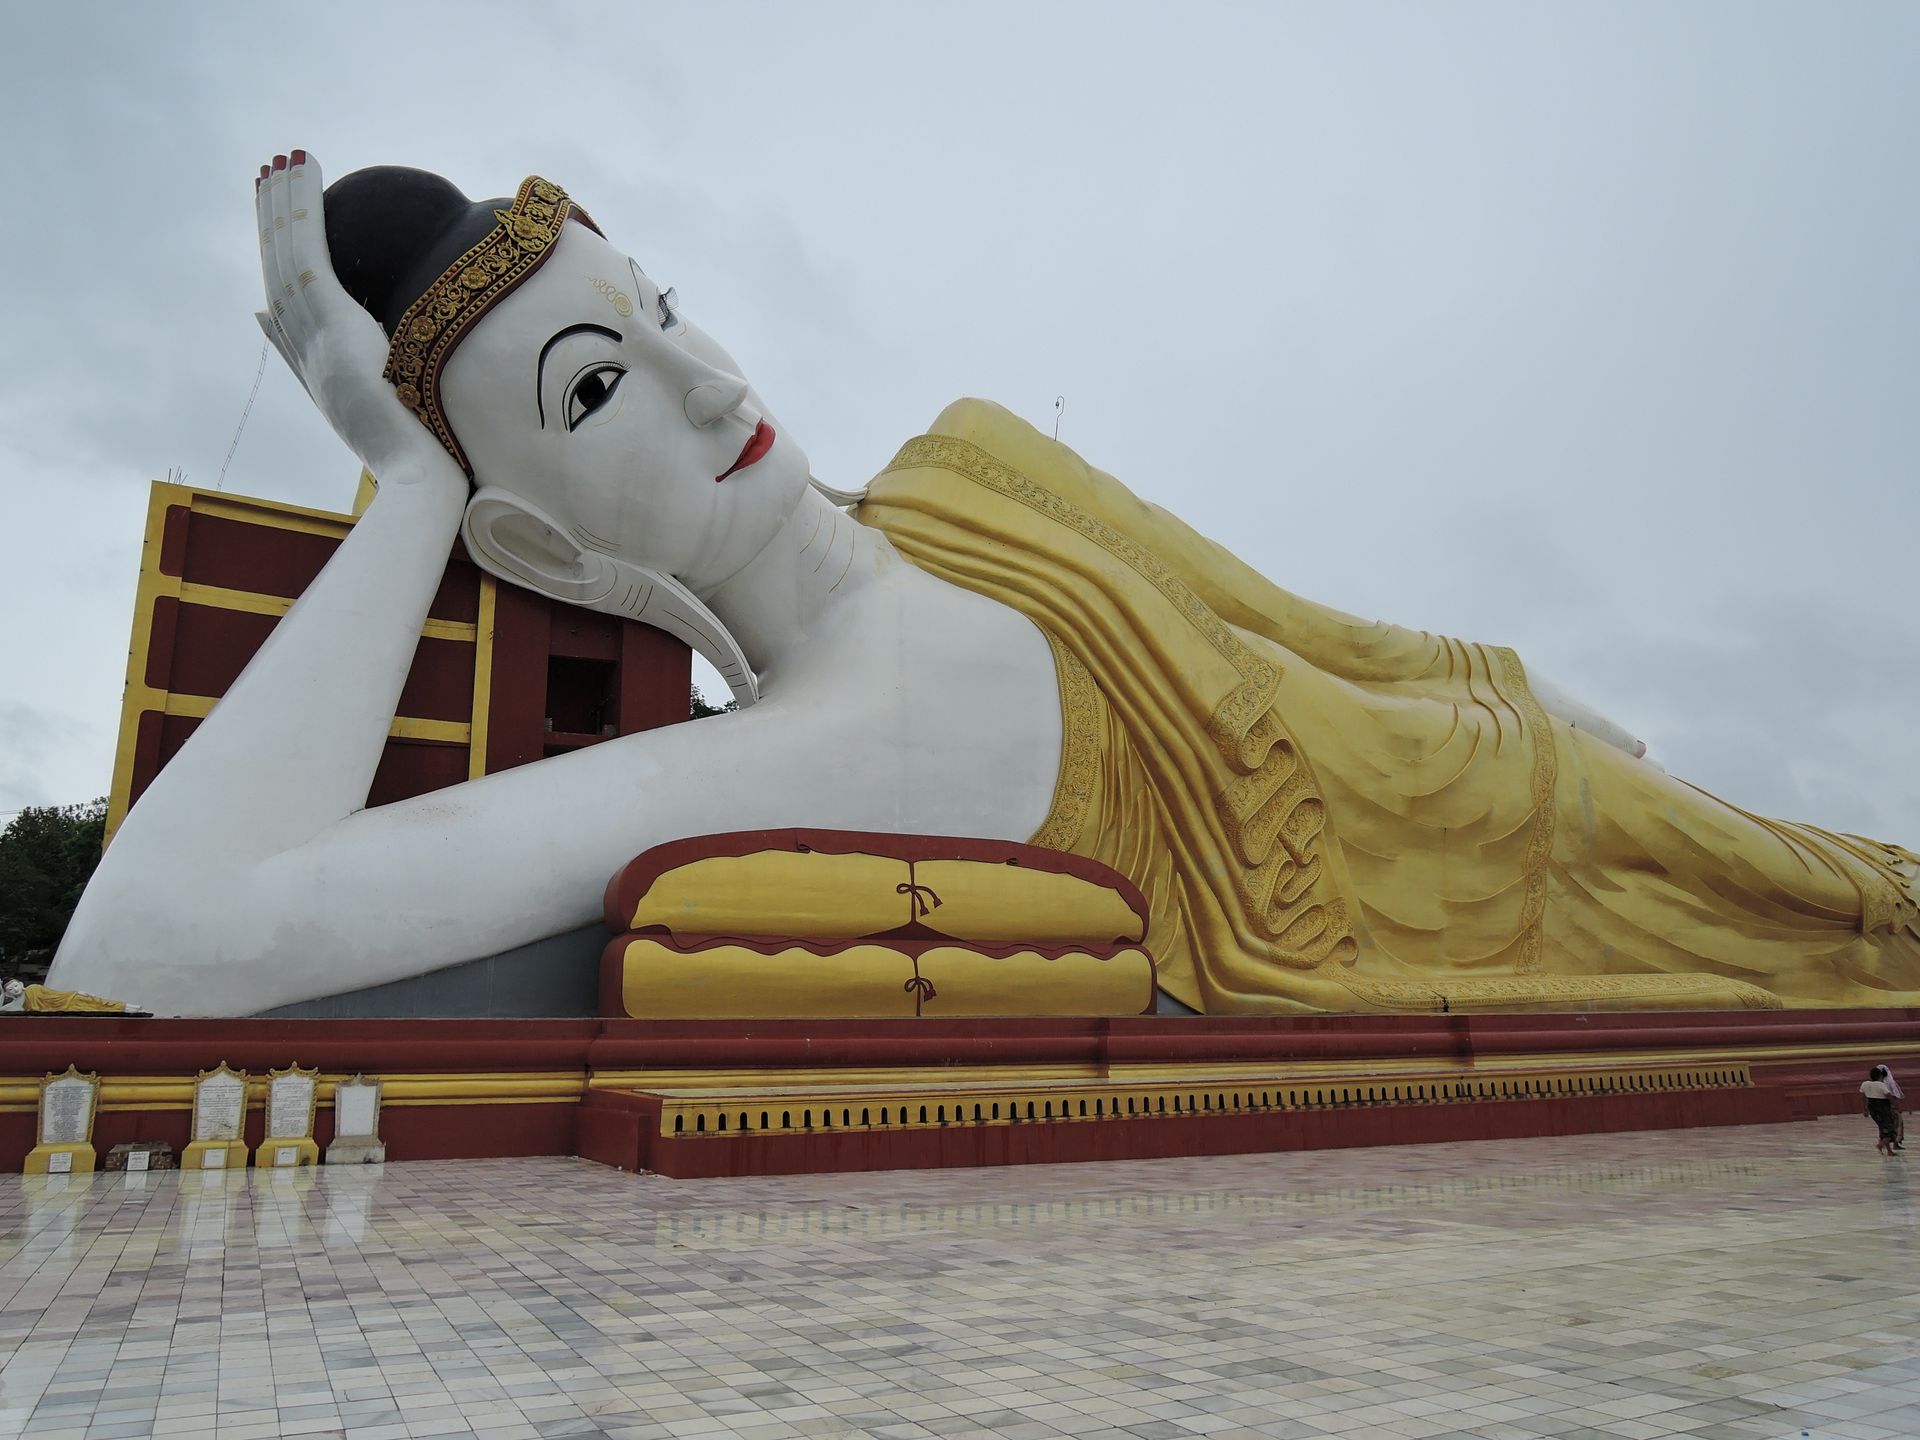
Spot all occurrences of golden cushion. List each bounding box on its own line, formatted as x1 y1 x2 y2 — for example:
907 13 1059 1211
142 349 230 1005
606 935 1155 1019
606 830 1148 945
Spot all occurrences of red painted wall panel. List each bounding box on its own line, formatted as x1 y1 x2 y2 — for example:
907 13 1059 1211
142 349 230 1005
177 510 337 597
621 624 692 732
425 557 480 624
549 608 622 662
366 740 472 808
485 581 552 771
392 634 479 723
155 602 278 697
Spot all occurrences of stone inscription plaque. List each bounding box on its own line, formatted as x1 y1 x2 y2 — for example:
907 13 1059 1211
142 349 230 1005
40 1073 96 1146
194 1070 247 1142
267 1071 316 1139
333 1080 380 1139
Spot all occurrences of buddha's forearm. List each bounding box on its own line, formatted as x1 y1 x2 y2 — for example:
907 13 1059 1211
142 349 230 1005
1527 670 1647 758
114 469 468 860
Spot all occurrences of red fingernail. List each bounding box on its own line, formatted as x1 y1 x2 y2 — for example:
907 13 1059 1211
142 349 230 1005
259 164 271 180
290 149 307 166
254 176 262 193
272 154 288 171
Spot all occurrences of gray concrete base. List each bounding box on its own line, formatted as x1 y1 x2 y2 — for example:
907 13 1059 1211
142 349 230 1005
325 1140 387 1164
260 925 603 1019
263 924 1196 1021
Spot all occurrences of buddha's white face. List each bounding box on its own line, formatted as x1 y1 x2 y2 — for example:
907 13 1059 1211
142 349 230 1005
440 223 808 595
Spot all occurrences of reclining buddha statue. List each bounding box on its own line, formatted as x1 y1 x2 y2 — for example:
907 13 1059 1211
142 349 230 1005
48 153 1920 1017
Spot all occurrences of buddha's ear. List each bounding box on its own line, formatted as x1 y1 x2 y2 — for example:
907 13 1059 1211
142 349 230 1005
461 488 760 709
462 489 618 605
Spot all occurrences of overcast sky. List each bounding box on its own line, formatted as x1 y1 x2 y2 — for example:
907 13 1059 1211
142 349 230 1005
2 2 1915 843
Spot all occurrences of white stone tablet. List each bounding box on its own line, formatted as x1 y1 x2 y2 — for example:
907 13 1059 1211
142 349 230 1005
267 1069 317 1140
39 1070 97 1147
193 1068 247 1143
127 1151 150 1172
47 1151 72 1173
332 1078 381 1139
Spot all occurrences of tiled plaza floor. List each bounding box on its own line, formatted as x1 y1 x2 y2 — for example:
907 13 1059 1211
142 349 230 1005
1 1118 1917 1440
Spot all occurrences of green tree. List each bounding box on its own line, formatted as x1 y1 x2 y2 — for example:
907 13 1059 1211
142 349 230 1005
689 685 738 719
0 798 107 983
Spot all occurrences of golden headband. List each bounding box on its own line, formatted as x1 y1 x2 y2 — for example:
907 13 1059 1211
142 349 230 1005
383 175 600 477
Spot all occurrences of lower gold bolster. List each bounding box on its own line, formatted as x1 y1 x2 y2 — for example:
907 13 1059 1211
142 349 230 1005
617 939 1155 1019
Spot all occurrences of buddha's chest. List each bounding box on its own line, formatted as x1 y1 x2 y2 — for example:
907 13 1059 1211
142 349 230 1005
774 564 1066 841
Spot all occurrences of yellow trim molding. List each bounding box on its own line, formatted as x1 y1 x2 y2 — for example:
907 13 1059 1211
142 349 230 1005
468 575 498 780
0 1069 586 1115
647 1062 1754 1140
588 1037 1920 1097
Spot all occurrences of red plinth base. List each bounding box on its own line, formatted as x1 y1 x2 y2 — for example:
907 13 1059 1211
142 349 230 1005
2 1008 1911 1177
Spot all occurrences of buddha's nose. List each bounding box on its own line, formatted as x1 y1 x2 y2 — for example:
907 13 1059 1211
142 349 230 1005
685 378 750 428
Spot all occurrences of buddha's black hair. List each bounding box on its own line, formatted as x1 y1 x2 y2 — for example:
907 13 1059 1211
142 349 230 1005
323 166 514 336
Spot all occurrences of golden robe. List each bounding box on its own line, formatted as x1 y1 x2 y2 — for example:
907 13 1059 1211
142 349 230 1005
857 400 1920 1014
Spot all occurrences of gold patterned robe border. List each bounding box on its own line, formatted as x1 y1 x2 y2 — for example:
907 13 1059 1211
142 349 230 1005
1031 631 1100 852
1494 645 1557 973
382 176 602 478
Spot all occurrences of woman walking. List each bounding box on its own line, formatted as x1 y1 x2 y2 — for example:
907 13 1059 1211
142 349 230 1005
1863 1067 1901 1155
1882 1065 1906 1150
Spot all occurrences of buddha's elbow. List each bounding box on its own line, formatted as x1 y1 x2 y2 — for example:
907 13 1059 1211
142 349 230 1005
47 852 260 1016
45 888 153 1012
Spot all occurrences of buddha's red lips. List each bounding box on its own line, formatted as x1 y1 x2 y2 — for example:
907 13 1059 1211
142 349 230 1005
716 420 774 482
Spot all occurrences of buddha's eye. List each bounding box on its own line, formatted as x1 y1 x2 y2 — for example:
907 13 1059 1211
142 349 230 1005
657 286 679 331
565 364 624 431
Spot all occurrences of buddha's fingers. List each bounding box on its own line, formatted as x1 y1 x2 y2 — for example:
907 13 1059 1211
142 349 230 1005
265 156 301 350
285 151 341 335
254 159 287 354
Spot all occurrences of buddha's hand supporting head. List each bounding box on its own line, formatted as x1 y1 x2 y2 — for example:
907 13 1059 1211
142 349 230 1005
308 162 810 606
252 152 467 492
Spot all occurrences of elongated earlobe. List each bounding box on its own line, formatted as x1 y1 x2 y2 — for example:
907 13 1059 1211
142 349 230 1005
808 475 869 506
461 488 760 708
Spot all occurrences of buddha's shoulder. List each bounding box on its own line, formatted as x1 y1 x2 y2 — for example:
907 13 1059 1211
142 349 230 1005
921 398 1074 478
875 398 1178 549
912 396 1142 499
926 396 1031 442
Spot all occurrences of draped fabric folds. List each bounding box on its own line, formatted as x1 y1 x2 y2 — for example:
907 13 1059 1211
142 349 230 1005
855 400 1920 1014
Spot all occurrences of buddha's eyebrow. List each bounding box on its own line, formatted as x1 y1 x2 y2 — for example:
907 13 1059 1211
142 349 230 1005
535 323 623 427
